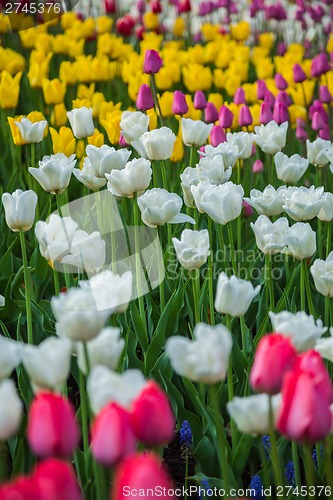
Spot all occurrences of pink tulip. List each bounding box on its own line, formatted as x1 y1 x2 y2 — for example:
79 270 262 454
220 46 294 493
260 102 273 124
253 159 264 173
219 105 234 128
273 102 289 125
275 91 292 107
205 102 219 123
242 200 253 218
319 126 331 141
296 125 308 142
143 50 163 75
263 89 275 109
130 381 175 446
311 53 330 78
27 393 80 458
234 87 246 105
257 80 267 100
34 459 82 500
293 64 306 83
312 111 326 131
0 477 39 500
238 105 252 127
194 91 207 110
319 85 332 104
136 84 155 111
274 73 288 90
172 90 188 115
210 125 226 146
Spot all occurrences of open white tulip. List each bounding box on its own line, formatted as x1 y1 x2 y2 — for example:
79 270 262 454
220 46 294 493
29 154 76 194
281 185 324 221
310 252 333 297
35 214 78 263
15 117 47 143
0 380 22 440
62 229 106 274
180 167 199 208
2 189 38 232
227 394 281 435
244 185 285 217
191 181 244 224
226 131 254 160
215 272 261 317
196 155 232 185
283 222 316 260
81 269 133 313
67 107 94 138
86 145 131 178
73 157 107 191
306 138 332 167
106 158 152 198
200 142 239 168
0 336 23 380
251 215 289 255
318 192 333 222
253 120 288 154
315 328 333 362
172 229 210 270
181 118 213 147
120 111 150 144
165 322 232 384
274 152 309 183
132 127 176 161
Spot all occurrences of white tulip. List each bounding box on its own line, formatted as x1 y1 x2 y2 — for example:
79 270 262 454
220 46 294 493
215 272 261 317
269 310 326 352
253 120 288 154
106 158 152 198
226 131 254 160
172 229 210 270
180 167 199 208
191 181 244 225
196 155 232 185
165 322 232 384
67 107 95 139
200 142 239 168
120 111 150 144
35 214 78 263
0 380 22 440
51 287 110 341
29 154 76 194
0 295 4 307
2 189 38 232
62 229 106 274
315 328 333 362
87 366 145 414
81 269 133 313
310 252 333 297
15 117 47 143
73 157 107 191
86 145 131 178
281 185 324 221
306 138 332 167
318 192 333 222
0 337 23 380
181 118 213 147
283 222 316 260
274 152 309 183
244 185 285 217
251 215 289 255
227 394 281 436
132 127 176 161
137 188 195 228
22 337 72 393
77 327 125 375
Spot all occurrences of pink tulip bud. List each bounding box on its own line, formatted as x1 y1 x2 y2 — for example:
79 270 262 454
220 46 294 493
273 102 289 125
177 0 191 13
260 102 273 124
276 42 287 56
253 159 264 173
319 126 331 141
210 125 226 146
274 73 288 90
143 50 163 75
293 63 306 83
275 91 292 106
319 85 332 104
250 334 297 395
104 0 116 13
172 90 188 115
130 381 175 446
136 84 155 111
257 80 267 100
238 105 252 127
119 134 129 147
311 53 330 77
34 459 82 500
27 393 80 458
193 91 207 110
312 111 326 131
205 102 219 123
151 0 162 13
234 87 246 105
242 200 253 218
296 125 308 142
263 89 275 109
219 105 234 129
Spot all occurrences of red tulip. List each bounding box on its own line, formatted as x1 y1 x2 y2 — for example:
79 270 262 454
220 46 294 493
104 0 116 14
116 16 135 37
111 453 175 499
91 403 136 467
33 459 82 500
130 381 175 446
27 392 80 458
0 477 39 500
250 333 297 394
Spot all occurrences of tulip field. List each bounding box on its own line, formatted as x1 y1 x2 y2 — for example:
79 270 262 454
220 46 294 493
2 0 333 498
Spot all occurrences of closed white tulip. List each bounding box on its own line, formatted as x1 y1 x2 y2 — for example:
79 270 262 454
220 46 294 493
281 185 324 221
51 287 110 341
215 272 261 317
180 167 199 208
29 154 76 194
181 118 213 147
251 215 289 255
62 229 106 274
86 145 131 178
244 185 285 217
227 394 281 436
77 327 125 375
318 192 333 222
2 189 38 232
137 188 195 228
87 366 145 414
226 131 254 160
0 379 22 440
306 138 332 167
165 322 232 384
35 214 78 263
22 337 72 393
310 252 333 297
253 120 288 155
73 157 107 191
191 181 244 225
172 229 210 270
283 222 316 260
15 117 47 143
200 142 239 168
274 152 309 183
120 111 150 144
0 337 23 380
315 328 333 362
269 310 326 352
106 158 152 198
132 127 176 161
81 269 133 313
67 107 94 138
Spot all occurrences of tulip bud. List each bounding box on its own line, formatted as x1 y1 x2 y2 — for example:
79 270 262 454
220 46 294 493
319 85 332 104
250 334 297 395
136 84 155 111
119 134 129 147
130 381 175 446
264 89 275 109
312 111 326 131
177 0 191 13
273 102 289 125
151 0 162 13
193 90 207 110
257 80 267 100
234 87 246 105
311 53 330 78
276 42 287 56
210 125 226 146
275 91 292 107
238 105 252 127
219 105 234 129
242 200 253 218
67 107 94 139
252 159 264 173
319 126 331 141
143 50 163 75
296 125 308 142
0 379 22 441
2 189 38 233
104 0 116 13
172 90 188 115
293 63 306 83
205 102 219 123
260 102 273 124
274 73 288 90
115 16 135 37
34 459 82 500
27 393 80 458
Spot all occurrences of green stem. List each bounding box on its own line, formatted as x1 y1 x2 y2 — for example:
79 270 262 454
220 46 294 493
150 75 164 126
226 315 236 449
324 438 333 488
79 368 89 455
160 159 167 189
327 222 331 258
303 260 316 317
292 441 302 489
184 450 189 500
303 443 315 498
53 267 60 296
265 254 275 312
19 230 33 345
189 144 196 167
133 195 147 331
330 298 333 328
227 223 237 275
300 261 305 311
207 218 215 325
240 316 248 354
192 269 200 325
318 219 323 259
268 395 283 489
237 160 242 251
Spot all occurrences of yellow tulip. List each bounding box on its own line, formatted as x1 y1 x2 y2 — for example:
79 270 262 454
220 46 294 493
183 95 201 120
88 129 105 147
214 69 225 89
258 33 274 50
35 33 51 53
326 33 333 54
72 99 91 109
98 101 122 122
288 81 315 106
147 109 157 130
92 93 106 119
61 12 78 31
230 21 250 42
59 62 77 86
67 39 85 59
51 103 68 128
76 140 85 160
155 67 174 91
288 105 307 126
159 91 174 117
100 110 122 145
173 18 186 38
201 24 219 42
8 116 26 146
255 58 274 79
19 28 38 49
140 33 163 53
0 13 10 33
42 78 66 106
171 133 184 163
51 35 69 55
0 48 25 75
143 12 159 31
183 64 213 92
96 16 113 35
0 71 22 109
50 127 76 157
77 84 96 101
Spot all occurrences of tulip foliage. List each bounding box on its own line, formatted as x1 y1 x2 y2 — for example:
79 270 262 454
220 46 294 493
1 1 333 499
